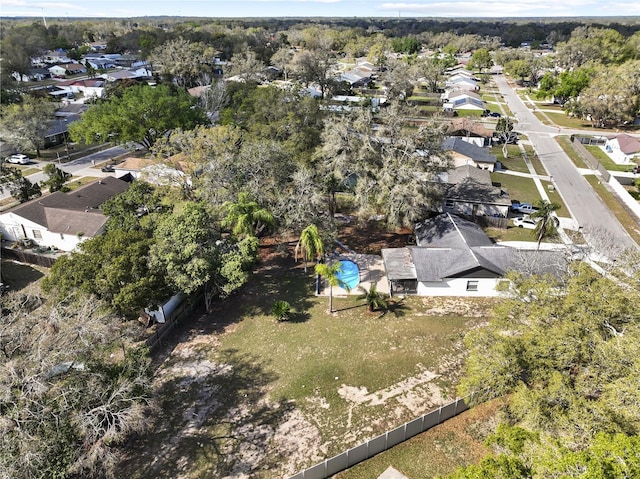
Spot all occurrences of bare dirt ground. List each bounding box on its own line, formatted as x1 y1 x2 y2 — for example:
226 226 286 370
118 224 489 479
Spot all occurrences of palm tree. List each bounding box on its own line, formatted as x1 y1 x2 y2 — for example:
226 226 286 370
221 192 274 238
315 261 342 313
356 282 388 312
530 199 561 249
295 224 324 274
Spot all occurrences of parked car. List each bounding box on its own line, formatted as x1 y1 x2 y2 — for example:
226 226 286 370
101 164 115 173
489 112 502 118
513 216 539 229
511 202 538 215
5 154 30 164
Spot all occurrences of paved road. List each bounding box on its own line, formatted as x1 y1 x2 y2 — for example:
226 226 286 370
494 74 637 252
1 145 129 201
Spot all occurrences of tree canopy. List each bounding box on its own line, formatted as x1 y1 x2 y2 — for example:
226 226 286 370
69 84 206 149
452 262 640 478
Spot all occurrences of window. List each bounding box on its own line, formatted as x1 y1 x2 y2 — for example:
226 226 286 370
444 199 455 209
32 230 42 239
466 280 478 292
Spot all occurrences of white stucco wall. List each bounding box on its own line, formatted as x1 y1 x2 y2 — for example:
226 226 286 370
0 212 84 251
417 277 504 296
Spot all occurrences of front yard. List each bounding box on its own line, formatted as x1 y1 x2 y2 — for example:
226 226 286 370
117 248 494 479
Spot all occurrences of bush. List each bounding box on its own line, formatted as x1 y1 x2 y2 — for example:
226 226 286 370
272 300 291 321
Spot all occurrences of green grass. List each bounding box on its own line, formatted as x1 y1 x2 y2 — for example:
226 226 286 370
584 175 640 245
491 172 540 205
119 266 493 478
491 145 529 173
335 399 502 479
523 145 548 176
1 260 47 290
585 145 635 172
556 136 589 169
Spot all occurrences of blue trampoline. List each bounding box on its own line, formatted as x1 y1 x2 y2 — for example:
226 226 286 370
336 259 360 290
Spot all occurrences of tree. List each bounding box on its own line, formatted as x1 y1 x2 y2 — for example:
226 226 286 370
356 282 388 312
227 50 267 83
0 291 153 479
295 224 324 274
271 47 294 81
42 229 168 318
149 38 217 88
318 102 450 229
315 261 343 313
69 84 206 149
221 192 275 238
494 117 517 158
292 46 336 99
467 48 493 74
504 59 532 84
0 96 56 156
42 163 72 192
530 199 560 249
0 166 41 203
412 56 445 93
150 201 223 312
101 180 167 233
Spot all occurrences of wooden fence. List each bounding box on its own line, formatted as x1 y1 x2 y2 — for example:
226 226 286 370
144 293 203 353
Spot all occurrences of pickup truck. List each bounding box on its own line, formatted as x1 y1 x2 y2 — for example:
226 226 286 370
510 202 538 215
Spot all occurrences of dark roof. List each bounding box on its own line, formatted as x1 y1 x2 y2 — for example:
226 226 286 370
7 176 129 235
384 213 567 282
415 213 493 248
445 166 511 206
442 137 497 165
446 118 493 138
44 115 80 138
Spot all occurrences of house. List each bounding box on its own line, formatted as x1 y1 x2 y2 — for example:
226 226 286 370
446 118 493 147
445 76 479 92
443 97 486 113
52 79 106 99
55 103 88 117
12 68 51 82
381 213 567 297
48 65 68 77
101 69 137 82
0 176 129 252
442 137 497 171
604 134 640 164
84 57 116 70
440 165 511 218
43 115 80 148
339 69 373 88
441 89 482 104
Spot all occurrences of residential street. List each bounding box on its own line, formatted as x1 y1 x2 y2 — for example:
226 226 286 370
0 145 129 201
494 74 637 252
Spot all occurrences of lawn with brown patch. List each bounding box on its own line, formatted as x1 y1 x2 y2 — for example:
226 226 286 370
117 233 495 479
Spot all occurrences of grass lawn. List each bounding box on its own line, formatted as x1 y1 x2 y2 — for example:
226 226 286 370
584 175 640 245
523 145 548 176
492 145 528 173
585 145 635 172
1 260 47 290
556 136 589 169
491 172 539 204
335 399 503 479
118 262 494 479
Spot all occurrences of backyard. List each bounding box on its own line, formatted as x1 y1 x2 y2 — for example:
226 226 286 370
117 238 495 479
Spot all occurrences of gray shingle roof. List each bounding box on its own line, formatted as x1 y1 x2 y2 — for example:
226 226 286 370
7 176 129 234
442 137 497 165
385 214 567 282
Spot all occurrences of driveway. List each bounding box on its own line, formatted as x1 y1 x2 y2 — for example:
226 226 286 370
494 74 637 252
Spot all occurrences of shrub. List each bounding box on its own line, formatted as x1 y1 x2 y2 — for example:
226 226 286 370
272 300 291 321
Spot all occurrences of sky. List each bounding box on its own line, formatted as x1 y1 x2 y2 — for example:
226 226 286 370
0 0 639 19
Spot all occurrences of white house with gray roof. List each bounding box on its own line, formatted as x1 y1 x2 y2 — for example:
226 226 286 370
442 137 497 171
381 213 567 297
0 176 129 252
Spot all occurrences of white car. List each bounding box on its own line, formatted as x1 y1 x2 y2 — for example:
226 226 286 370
513 216 538 229
5 154 30 164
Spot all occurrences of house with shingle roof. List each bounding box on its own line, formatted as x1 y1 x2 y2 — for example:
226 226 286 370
440 164 511 218
0 176 129 251
446 118 493 147
442 137 497 172
604 134 640 164
381 213 567 297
